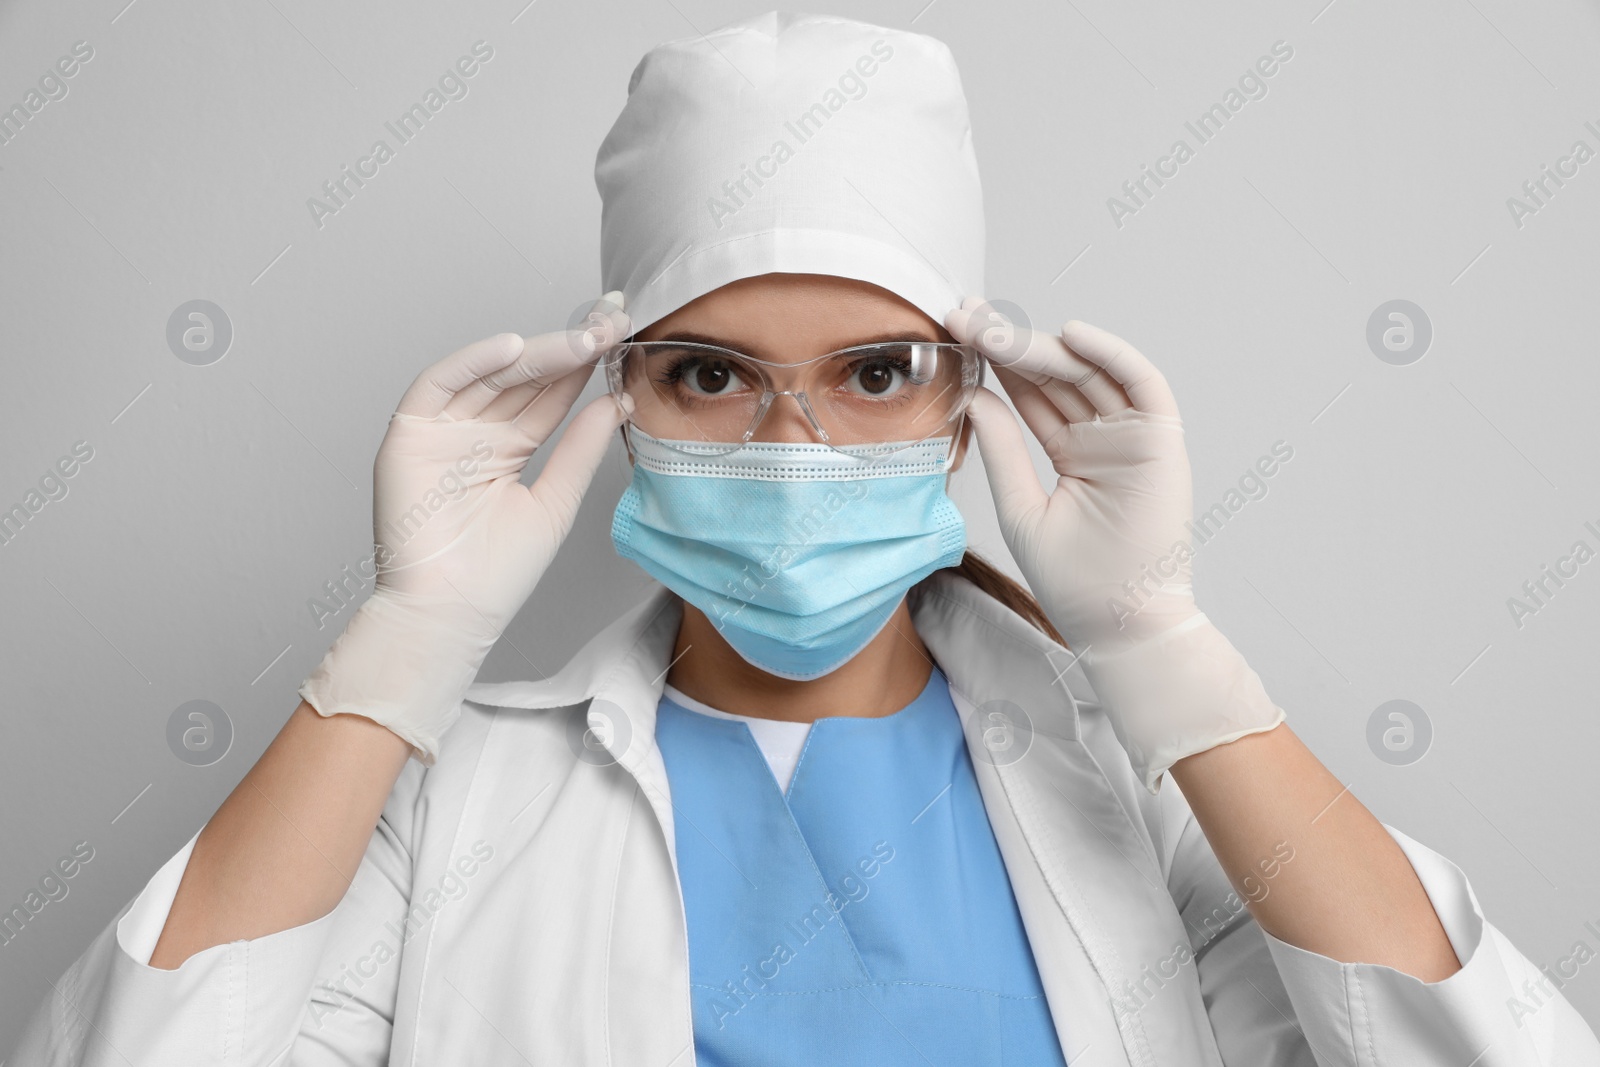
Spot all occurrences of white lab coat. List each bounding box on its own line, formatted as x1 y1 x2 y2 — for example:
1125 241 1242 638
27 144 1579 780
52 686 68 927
12 572 1600 1065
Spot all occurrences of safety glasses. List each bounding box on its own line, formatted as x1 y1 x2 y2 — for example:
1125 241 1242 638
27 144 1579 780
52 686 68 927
602 340 985 458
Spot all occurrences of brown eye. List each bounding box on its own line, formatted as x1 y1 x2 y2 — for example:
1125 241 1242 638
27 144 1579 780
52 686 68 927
685 357 742 396
846 357 907 398
856 362 894 394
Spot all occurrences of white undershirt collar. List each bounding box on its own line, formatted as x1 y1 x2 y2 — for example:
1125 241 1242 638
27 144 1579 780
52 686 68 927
661 683 813 794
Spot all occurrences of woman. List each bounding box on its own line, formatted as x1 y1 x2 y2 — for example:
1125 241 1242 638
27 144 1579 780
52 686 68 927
14 12 1598 1066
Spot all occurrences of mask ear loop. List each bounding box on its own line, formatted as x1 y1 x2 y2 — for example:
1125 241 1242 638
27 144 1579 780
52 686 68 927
899 345 983 467
942 414 966 470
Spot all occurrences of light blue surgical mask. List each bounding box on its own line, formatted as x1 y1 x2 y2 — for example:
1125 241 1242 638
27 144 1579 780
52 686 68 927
610 427 968 680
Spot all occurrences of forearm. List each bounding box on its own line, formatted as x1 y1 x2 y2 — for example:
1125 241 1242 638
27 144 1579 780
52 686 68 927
1169 721 1461 982
148 700 412 970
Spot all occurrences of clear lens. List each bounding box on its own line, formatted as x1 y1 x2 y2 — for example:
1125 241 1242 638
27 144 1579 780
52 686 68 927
604 341 982 455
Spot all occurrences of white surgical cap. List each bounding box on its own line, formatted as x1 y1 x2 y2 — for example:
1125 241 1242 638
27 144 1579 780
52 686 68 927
594 10 985 336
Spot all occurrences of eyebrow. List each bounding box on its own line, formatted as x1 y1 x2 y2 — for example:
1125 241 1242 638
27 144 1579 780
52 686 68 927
648 329 942 355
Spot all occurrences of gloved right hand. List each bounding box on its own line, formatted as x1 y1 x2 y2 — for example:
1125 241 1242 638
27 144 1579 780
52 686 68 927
298 293 633 764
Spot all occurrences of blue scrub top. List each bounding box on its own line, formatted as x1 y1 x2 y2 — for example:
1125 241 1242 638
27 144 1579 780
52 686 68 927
655 665 1069 1066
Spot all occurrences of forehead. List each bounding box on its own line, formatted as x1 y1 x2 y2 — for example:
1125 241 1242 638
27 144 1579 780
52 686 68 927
634 273 949 358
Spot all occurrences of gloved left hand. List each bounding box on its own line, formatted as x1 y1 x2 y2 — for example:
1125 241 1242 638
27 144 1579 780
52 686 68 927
945 298 1284 793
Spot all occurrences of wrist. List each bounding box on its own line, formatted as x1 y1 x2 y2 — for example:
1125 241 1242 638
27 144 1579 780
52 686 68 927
298 586 504 765
1077 614 1285 794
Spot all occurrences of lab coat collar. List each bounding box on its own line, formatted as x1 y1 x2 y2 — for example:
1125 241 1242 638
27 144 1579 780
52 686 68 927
465 586 686 826
463 587 683 719
461 570 1089 776
462 570 1091 711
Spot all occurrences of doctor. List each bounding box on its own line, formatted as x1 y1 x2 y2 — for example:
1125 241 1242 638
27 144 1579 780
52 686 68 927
14 11 1599 1066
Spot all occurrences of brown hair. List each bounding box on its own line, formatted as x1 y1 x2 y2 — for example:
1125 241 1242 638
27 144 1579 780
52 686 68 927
914 550 1068 648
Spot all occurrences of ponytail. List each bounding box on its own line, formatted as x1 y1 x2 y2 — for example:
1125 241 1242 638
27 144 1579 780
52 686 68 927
914 550 1068 648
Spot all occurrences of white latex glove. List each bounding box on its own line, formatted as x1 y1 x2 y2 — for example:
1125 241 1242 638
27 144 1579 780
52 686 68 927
298 293 634 764
946 299 1284 793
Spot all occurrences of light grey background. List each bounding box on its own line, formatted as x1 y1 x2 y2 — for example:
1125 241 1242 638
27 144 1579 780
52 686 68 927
3 0 1598 1049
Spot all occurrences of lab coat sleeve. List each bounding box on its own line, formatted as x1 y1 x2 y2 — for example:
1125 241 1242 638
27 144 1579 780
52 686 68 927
1159 792 1600 1067
8 759 426 1067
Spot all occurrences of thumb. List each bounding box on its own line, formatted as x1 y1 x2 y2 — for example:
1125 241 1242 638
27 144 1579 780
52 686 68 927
966 389 1050 536
527 392 632 536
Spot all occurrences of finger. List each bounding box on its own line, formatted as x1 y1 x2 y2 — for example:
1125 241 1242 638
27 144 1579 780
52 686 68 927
510 360 598 443
992 363 1094 428
946 298 1097 385
472 378 546 424
1060 319 1180 417
964 389 1050 535
947 296 1132 417
468 361 589 433
483 295 631 395
1056 363 1132 417
526 392 634 536
440 293 631 419
397 332 527 418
